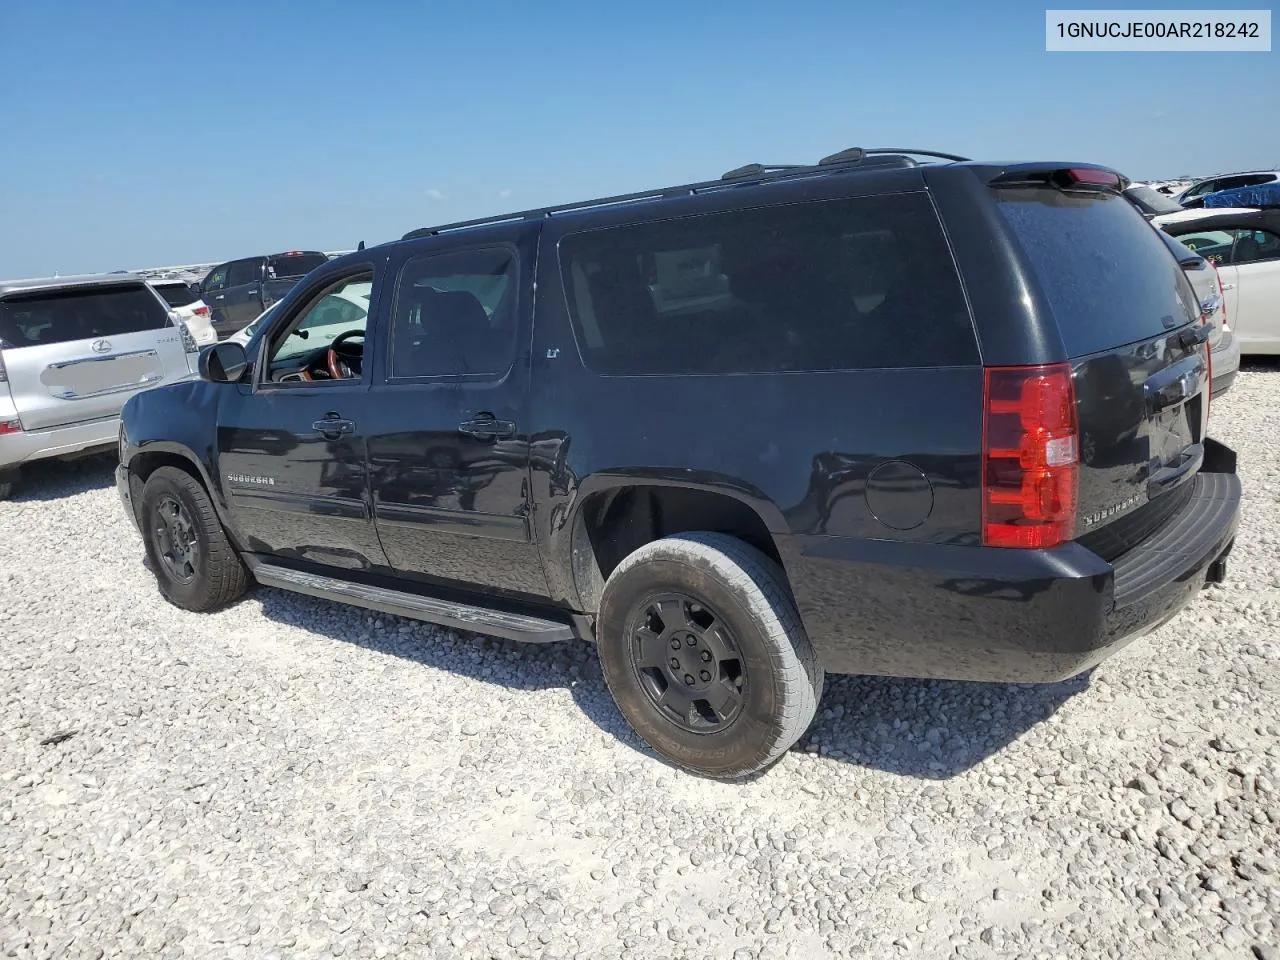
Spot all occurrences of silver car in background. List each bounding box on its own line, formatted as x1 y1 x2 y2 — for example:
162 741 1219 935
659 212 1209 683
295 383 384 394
0 274 203 498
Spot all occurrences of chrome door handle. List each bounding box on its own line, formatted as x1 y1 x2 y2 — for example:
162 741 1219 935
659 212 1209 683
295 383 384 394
1220 283 1235 290
312 417 355 438
458 415 516 439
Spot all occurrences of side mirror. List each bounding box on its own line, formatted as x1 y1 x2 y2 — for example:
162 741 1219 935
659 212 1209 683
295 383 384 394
198 341 249 383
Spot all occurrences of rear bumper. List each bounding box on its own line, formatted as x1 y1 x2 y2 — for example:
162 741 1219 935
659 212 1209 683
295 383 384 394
0 416 119 473
783 443 1242 683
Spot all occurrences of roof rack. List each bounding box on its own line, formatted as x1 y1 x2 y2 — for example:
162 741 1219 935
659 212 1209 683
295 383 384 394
401 146 970 240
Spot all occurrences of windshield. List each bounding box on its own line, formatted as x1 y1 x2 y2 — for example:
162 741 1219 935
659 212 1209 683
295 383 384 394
1125 185 1183 216
153 282 200 308
266 253 329 279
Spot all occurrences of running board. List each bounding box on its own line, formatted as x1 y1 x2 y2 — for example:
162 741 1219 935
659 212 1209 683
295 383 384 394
250 561 576 643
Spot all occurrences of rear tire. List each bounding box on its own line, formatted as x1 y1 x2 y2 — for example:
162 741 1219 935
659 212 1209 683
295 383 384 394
596 532 823 780
0 480 12 501
139 466 249 612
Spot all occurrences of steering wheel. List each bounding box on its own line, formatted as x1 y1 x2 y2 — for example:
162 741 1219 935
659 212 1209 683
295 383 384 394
327 330 365 380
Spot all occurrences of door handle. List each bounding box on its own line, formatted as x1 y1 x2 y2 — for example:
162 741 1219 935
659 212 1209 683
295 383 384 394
458 414 516 439
214 294 225 300
312 416 355 438
1220 283 1235 290
246 288 259 295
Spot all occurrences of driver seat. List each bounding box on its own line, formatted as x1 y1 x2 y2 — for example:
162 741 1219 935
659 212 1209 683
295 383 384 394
399 287 500 376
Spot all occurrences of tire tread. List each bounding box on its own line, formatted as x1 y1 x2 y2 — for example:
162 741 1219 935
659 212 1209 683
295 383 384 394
141 466 249 611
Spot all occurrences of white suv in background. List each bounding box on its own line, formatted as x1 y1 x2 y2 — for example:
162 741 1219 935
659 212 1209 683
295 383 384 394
147 278 217 346
0 274 203 499
1161 209 1280 357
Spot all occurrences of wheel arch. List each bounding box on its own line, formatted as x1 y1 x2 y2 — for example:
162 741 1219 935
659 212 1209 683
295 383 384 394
564 474 791 616
126 442 234 537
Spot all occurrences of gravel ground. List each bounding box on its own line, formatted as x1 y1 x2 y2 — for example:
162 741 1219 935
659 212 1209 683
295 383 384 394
2 364 1278 960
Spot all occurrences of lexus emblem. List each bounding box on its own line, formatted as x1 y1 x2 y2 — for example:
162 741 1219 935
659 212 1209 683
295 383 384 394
90 339 111 354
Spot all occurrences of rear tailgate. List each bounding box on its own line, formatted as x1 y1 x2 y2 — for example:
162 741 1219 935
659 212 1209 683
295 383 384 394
0 283 188 431
990 181 1212 559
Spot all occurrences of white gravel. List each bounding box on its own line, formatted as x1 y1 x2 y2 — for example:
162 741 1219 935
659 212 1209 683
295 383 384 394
2 364 1278 960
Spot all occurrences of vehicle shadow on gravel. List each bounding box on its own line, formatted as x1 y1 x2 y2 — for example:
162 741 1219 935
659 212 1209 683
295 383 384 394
254 587 1091 781
797 670 1092 779
5 454 117 502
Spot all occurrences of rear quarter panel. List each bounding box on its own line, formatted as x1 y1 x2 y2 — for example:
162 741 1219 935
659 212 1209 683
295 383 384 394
527 192 985 611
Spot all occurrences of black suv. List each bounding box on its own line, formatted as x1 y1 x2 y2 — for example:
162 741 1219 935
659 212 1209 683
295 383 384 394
115 148 1242 780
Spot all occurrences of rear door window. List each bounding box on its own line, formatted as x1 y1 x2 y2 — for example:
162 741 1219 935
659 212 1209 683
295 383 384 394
0 285 169 348
1229 228 1280 264
992 188 1199 357
267 253 329 279
388 247 519 379
226 260 262 287
557 192 978 375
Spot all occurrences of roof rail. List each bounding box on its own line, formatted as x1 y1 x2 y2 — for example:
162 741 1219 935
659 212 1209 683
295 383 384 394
401 146 969 241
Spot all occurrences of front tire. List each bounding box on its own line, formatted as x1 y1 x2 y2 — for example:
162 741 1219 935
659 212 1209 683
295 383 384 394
139 466 249 612
596 532 823 780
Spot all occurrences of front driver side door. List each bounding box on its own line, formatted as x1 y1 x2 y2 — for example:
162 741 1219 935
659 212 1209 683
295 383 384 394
223 258 265 330
202 263 230 332
215 258 390 571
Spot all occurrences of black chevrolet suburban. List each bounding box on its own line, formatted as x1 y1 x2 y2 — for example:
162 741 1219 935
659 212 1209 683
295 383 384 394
115 148 1242 779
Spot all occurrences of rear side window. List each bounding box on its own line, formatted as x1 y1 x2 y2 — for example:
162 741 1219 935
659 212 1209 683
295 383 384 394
557 193 977 375
268 254 329 279
993 189 1199 357
0 285 168 348
153 282 199 308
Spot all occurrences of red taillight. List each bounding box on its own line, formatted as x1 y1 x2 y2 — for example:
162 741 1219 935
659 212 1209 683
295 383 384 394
0 418 21 435
1205 338 1213 419
1210 262 1227 326
193 305 210 317
982 363 1079 549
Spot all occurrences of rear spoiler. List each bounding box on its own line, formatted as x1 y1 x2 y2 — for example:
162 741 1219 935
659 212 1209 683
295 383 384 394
986 164 1124 193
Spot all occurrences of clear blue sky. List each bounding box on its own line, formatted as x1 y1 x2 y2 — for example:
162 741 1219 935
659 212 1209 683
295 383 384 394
1 0 1276 278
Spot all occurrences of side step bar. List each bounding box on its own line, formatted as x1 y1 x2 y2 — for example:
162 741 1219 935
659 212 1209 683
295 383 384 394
249 561 576 644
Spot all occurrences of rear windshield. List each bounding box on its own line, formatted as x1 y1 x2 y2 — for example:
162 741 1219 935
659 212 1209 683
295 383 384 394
267 254 328 279
992 188 1199 357
1124 185 1184 217
0 285 168 348
152 282 199 308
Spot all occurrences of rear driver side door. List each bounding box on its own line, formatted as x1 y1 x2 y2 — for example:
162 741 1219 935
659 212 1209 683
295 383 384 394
366 229 548 600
